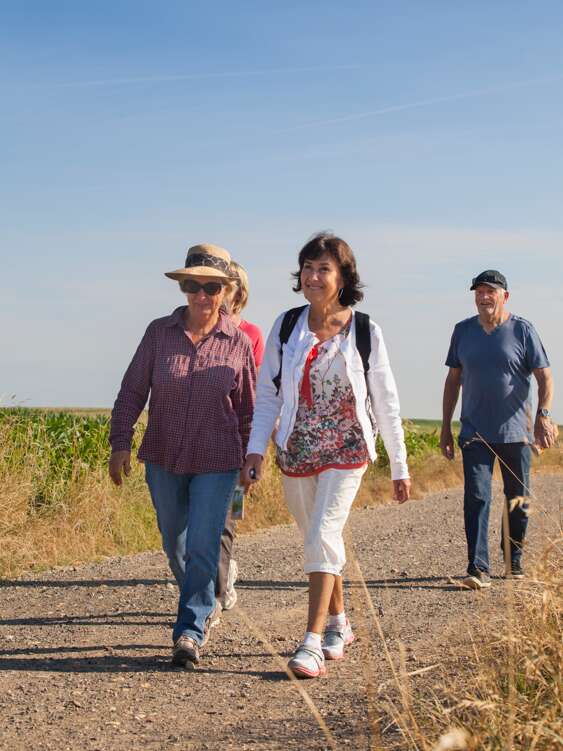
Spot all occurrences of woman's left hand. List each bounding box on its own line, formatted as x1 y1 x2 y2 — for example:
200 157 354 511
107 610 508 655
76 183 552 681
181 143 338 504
393 479 411 504
241 453 263 491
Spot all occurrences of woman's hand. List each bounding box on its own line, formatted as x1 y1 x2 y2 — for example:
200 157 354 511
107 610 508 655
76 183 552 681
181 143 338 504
240 453 263 491
393 478 411 504
109 450 131 486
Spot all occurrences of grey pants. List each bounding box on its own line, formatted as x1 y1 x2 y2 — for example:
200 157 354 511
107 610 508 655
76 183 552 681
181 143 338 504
216 510 236 598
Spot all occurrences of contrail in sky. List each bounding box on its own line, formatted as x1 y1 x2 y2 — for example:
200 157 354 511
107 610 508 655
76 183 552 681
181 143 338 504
275 72 563 133
27 63 365 89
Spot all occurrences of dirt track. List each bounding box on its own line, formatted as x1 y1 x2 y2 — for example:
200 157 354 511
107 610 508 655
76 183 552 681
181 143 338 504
1 475 561 751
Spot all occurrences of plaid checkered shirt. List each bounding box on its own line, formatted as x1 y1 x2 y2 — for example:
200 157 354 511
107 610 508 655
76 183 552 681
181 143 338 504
110 307 256 474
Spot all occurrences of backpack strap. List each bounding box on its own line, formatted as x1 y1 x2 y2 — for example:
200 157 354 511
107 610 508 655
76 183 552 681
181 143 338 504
272 305 308 395
272 306 372 395
354 311 371 382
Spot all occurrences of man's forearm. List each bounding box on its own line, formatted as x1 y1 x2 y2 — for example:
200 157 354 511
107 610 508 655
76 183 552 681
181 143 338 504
442 377 461 426
534 367 553 411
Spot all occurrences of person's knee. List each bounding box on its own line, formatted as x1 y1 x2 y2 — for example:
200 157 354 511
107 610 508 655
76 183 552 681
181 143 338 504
464 491 489 509
186 542 218 574
305 532 344 571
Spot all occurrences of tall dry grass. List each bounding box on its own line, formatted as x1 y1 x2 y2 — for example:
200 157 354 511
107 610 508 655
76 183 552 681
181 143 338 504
421 540 562 750
341 534 562 751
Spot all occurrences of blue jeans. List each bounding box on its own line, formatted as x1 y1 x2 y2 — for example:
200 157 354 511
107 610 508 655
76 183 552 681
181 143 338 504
461 440 531 574
145 462 238 644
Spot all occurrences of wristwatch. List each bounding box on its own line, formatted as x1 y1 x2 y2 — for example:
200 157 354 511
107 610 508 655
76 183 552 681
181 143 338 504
537 408 551 418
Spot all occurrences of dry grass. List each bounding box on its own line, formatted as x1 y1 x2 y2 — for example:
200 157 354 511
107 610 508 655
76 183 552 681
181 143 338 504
0 456 160 578
420 540 562 750
342 533 562 751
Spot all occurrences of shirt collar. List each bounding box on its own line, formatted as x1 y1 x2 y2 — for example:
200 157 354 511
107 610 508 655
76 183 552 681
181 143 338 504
165 306 235 337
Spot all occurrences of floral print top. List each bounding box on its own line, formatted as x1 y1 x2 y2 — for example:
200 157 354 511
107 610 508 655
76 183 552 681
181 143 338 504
277 321 369 476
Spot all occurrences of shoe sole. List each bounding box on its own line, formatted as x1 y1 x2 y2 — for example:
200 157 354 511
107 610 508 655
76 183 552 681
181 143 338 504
172 649 199 669
287 662 327 679
462 576 491 590
322 633 355 661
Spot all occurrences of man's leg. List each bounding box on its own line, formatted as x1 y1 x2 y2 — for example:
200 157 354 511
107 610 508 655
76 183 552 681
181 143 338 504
144 462 189 586
172 470 237 645
497 443 531 570
461 440 495 574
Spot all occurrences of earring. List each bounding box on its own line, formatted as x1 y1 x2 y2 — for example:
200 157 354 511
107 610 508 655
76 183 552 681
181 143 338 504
338 288 344 302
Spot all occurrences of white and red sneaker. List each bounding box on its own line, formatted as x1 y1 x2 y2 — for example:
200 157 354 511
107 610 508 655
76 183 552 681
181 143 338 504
287 644 326 679
322 619 355 661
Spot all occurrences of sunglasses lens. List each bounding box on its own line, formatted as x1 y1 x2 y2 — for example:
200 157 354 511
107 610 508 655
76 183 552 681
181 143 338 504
183 280 223 295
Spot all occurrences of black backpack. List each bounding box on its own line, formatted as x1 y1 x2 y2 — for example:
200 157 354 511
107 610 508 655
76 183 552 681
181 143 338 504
272 305 371 395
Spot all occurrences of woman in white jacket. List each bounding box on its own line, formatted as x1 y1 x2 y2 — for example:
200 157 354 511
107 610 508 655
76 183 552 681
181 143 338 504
241 233 410 679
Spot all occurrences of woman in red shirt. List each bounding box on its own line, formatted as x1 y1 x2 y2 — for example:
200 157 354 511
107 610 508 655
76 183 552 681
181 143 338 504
229 261 265 367
216 261 266 611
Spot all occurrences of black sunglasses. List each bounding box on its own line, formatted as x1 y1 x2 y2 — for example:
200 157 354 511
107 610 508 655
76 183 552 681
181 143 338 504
182 279 224 296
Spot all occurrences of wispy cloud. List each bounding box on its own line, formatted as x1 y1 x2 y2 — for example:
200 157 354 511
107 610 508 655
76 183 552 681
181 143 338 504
20 63 365 89
276 73 563 133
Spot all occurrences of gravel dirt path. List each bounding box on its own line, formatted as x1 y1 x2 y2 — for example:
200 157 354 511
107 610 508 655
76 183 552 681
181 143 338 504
1 475 561 751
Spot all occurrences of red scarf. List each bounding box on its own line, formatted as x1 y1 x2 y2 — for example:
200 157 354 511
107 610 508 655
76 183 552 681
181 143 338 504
300 345 319 408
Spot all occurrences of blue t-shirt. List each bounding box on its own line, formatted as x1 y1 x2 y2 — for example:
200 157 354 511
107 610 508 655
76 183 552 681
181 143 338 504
445 314 550 444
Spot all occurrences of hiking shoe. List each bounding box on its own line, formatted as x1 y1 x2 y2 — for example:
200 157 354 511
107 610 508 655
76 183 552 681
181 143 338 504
506 561 525 579
172 636 199 668
462 570 491 590
287 644 326 679
322 619 355 661
222 559 238 611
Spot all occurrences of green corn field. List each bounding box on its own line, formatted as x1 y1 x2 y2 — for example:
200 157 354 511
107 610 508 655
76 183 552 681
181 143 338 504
0 408 442 512
0 408 142 511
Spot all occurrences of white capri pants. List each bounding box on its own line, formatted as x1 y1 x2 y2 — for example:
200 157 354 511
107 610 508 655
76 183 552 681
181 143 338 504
281 466 367 576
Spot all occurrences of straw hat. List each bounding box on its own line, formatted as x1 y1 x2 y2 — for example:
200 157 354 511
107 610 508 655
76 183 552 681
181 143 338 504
165 244 233 281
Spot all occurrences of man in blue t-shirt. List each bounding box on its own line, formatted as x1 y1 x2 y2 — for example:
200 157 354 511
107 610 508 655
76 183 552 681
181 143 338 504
440 270 555 589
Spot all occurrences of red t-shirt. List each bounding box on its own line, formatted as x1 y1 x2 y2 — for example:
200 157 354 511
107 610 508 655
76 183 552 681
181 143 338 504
238 319 265 367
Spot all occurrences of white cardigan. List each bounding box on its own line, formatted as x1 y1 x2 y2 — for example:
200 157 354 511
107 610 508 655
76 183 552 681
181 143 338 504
246 306 409 480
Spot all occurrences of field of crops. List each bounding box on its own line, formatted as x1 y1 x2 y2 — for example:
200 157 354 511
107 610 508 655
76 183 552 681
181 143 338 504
0 408 441 512
0 408 559 577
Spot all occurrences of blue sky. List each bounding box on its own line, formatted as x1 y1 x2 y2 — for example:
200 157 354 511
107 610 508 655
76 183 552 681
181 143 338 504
1 1 562 419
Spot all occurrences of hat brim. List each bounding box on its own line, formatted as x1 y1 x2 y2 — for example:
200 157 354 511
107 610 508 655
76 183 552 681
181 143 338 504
470 281 505 291
165 266 232 282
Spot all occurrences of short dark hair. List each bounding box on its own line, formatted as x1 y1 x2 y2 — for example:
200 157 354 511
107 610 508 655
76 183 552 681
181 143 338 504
292 232 364 306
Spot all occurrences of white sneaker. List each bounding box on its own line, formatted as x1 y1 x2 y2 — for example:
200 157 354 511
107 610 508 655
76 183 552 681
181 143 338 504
201 601 222 646
222 559 238 610
287 644 326 679
322 619 355 660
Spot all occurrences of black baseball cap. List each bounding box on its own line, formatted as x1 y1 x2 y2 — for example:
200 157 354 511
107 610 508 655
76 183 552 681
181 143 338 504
470 270 508 291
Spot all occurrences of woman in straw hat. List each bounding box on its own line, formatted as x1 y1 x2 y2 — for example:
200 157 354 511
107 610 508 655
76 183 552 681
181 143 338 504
109 244 256 669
